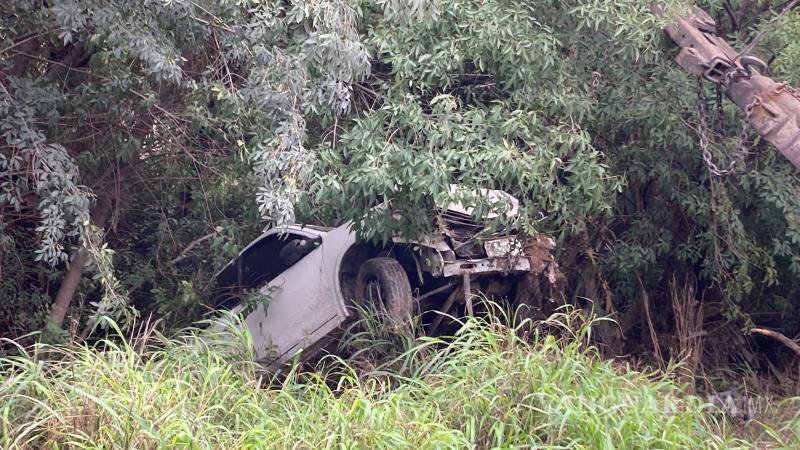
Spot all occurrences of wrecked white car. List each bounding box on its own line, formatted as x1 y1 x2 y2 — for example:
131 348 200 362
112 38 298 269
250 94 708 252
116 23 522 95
213 189 554 364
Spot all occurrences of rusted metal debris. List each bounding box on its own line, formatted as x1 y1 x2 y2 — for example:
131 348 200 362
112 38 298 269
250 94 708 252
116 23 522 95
662 6 800 170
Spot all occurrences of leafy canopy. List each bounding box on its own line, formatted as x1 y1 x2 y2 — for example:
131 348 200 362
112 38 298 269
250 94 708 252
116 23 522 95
2 0 800 349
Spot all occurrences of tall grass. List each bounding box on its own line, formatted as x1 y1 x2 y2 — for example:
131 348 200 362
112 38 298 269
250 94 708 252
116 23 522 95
1 310 746 449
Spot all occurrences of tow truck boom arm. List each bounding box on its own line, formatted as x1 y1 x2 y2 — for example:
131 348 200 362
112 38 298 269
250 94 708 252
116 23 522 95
663 6 800 169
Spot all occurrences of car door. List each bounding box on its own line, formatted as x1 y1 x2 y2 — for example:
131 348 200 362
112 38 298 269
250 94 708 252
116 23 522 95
234 229 343 363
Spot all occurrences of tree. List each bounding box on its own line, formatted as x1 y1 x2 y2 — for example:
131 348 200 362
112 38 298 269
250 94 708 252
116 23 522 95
311 0 800 360
1 0 369 337
2 0 800 366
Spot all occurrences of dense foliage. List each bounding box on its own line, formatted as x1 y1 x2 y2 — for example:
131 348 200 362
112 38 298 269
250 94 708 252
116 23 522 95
0 313 751 448
1 0 370 335
2 0 800 368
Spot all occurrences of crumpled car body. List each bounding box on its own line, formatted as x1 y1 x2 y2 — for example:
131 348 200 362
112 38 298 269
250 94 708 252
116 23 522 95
213 189 546 364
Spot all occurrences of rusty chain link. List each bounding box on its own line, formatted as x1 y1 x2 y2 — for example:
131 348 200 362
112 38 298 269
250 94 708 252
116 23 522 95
780 82 800 102
695 77 752 177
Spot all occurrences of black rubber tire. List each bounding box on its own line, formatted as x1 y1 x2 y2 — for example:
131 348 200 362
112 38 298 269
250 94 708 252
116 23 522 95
355 257 413 329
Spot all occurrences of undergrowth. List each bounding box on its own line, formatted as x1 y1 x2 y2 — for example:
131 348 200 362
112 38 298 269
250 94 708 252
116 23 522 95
0 309 761 449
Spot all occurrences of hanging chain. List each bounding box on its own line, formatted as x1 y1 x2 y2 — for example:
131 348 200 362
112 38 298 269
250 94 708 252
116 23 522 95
781 82 800 101
715 84 725 132
695 77 752 177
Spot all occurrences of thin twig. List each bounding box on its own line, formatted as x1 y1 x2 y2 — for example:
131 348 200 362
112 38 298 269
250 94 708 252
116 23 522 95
723 0 739 29
0 33 41 55
736 0 799 60
640 277 665 369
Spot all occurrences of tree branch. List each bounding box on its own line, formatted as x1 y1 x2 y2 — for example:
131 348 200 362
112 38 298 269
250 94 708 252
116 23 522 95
751 328 800 357
46 196 113 331
168 232 217 266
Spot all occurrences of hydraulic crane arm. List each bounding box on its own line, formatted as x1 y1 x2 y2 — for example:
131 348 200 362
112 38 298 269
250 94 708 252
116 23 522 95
662 6 800 169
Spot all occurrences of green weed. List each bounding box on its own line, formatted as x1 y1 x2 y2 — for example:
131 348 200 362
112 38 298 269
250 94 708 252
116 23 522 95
0 310 749 449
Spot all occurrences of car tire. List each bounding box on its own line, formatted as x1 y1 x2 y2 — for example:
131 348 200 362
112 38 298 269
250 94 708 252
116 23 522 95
355 257 413 329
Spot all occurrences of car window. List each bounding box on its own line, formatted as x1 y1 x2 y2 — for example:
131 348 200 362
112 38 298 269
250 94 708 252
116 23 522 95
212 232 322 309
240 233 321 289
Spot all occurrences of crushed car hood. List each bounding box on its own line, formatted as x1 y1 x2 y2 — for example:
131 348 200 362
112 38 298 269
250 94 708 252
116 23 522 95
442 185 520 220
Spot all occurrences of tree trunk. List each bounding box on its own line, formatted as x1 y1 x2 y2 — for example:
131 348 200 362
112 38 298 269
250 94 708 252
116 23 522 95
45 196 112 331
